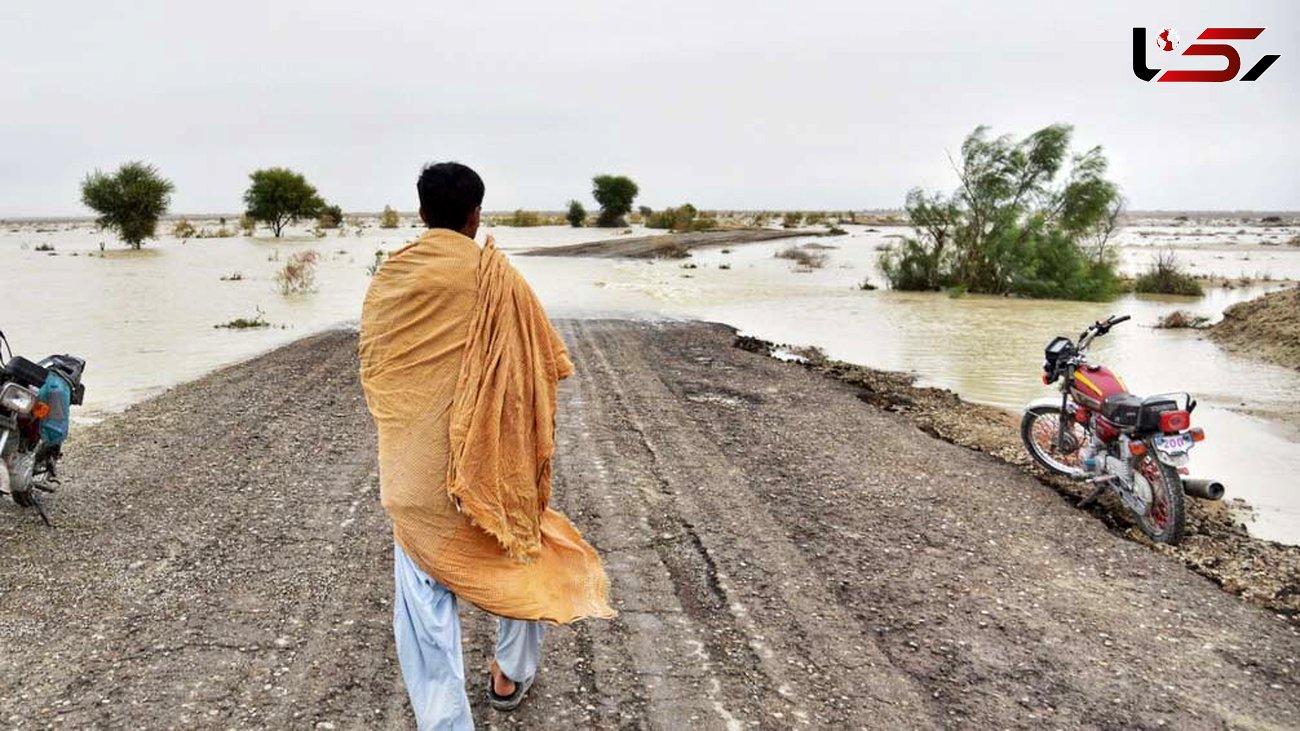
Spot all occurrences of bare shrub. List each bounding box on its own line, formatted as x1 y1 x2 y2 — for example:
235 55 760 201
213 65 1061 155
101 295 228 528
274 250 320 295
775 245 827 271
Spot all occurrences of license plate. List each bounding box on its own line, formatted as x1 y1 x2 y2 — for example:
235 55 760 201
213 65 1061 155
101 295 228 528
1154 434 1190 452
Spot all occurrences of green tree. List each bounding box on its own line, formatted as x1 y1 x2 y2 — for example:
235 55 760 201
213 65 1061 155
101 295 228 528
879 124 1123 301
317 203 344 229
380 205 401 228
591 175 639 227
243 168 325 237
80 162 174 249
566 200 587 227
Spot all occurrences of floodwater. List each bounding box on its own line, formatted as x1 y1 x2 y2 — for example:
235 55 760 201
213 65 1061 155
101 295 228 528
2 217 1298 543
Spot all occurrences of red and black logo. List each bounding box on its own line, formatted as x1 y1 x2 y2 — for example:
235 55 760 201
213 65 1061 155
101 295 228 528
1133 27 1280 82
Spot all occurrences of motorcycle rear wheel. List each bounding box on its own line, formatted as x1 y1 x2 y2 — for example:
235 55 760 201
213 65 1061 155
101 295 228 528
1132 454 1185 545
1020 405 1086 478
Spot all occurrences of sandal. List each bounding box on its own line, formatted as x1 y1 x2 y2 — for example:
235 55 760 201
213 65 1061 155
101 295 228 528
486 671 535 712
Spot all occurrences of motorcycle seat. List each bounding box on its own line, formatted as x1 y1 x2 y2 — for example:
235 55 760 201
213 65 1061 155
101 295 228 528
1100 393 1143 427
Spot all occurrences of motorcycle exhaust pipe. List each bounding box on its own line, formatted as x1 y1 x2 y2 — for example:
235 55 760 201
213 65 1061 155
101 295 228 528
1183 478 1225 501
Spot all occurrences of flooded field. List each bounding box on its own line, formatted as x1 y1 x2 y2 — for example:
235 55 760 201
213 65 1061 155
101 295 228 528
3 215 1298 543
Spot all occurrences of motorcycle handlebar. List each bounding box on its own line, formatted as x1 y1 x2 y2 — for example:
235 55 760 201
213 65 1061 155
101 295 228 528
1078 314 1130 345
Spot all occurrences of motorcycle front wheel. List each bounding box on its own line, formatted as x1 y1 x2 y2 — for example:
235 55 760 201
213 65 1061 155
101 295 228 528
1131 454 1185 545
1020 405 1086 478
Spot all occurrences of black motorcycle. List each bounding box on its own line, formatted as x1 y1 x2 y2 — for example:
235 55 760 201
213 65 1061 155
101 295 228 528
0 329 86 522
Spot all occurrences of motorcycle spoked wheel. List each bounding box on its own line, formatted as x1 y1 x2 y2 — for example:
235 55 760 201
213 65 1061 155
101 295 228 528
1131 453 1185 545
1020 405 1087 478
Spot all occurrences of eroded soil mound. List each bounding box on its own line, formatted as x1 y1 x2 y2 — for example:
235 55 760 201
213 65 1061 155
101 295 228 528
1210 284 1300 371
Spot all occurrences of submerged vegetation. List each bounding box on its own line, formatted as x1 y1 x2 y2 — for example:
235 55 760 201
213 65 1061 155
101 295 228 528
776 245 828 271
274 250 320 294
879 124 1123 301
1134 250 1204 297
80 161 175 249
592 175 639 227
645 203 718 232
172 218 197 238
215 307 269 329
366 249 388 276
243 168 325 238
317 204 344 230
566 200 586 227
1155 310 1210 329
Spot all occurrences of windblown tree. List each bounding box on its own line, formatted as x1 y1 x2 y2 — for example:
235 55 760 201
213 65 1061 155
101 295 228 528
591 175 639 227
243 168 325 237
880 124 1124 301
80 162 174 249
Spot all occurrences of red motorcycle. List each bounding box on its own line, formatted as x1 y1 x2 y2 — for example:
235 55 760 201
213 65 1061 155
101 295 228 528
1020 315 1224 544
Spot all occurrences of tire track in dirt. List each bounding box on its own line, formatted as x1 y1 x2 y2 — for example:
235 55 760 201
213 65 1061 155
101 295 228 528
2 323 1297 730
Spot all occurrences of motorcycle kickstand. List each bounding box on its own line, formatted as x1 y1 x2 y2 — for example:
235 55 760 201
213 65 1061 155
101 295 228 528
31 494 52 527
1077 479 1110 509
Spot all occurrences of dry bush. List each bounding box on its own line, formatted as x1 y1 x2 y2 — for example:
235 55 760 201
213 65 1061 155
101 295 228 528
275 250 320 295
775 245 828 270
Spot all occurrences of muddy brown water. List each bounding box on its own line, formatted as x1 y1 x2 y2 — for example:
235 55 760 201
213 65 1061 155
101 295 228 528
2 218 1298 543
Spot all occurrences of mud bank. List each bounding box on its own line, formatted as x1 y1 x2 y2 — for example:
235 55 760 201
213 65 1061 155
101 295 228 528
734 335 1300 622
0 324 1297 729
520 228 820 258
1209 284 1300 372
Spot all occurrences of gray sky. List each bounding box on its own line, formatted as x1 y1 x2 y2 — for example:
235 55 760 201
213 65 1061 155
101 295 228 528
1 0 1296 217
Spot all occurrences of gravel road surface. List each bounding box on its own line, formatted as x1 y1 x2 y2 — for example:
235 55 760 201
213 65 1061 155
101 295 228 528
1 322 1296 730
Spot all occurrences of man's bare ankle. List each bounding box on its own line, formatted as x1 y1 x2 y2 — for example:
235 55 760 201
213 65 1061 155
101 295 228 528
490 661 517 696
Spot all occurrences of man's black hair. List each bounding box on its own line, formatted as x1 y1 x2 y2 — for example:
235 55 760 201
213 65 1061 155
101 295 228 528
416 162 485 230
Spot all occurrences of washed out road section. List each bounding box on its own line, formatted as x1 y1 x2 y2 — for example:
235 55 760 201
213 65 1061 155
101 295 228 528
0 323 1296 729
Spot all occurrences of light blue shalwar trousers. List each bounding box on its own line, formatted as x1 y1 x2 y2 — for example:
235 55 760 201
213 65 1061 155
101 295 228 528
393 542 546 731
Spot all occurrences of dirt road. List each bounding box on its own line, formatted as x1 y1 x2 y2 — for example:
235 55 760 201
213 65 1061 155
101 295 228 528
521 229 818 258
1 322 1297 729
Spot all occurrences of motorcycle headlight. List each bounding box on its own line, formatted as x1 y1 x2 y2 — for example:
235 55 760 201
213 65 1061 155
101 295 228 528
0 382 38 415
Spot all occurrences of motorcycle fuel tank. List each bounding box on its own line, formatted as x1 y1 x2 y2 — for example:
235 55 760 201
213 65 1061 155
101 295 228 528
1070 365 1128 409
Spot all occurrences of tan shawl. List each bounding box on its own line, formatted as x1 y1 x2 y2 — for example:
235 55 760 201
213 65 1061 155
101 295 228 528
359 229 613 623
447 237 573 561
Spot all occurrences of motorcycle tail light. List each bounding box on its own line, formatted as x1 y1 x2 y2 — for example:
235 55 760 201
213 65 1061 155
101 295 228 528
1128 441 1148 456
1041 373 1050 385
1189 427 1206 442
1159 410 1190 433
32 401 50 419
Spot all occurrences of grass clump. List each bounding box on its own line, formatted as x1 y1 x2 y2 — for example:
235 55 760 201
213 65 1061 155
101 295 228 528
220 272 244 282
1134 250 1204 296
34 243 55 252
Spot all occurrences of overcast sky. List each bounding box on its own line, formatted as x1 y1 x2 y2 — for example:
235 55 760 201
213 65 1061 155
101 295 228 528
1 1 1296 217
